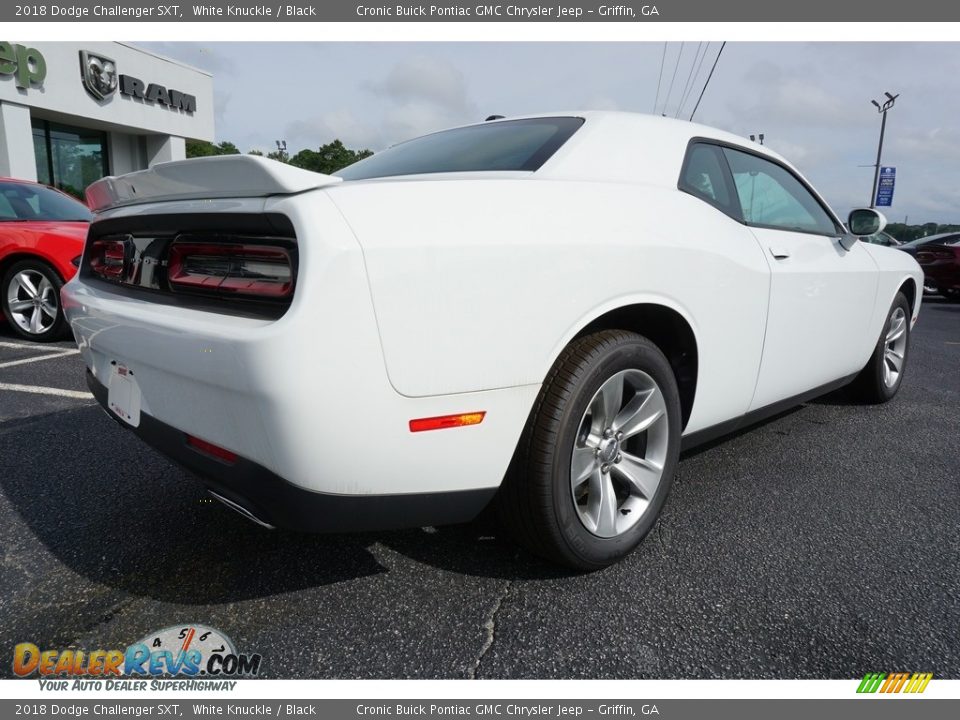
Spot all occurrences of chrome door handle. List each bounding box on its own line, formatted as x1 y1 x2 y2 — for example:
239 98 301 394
769 246 791 260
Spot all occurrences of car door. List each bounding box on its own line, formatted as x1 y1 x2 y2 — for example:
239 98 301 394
676 142 771 429
719 146 878 411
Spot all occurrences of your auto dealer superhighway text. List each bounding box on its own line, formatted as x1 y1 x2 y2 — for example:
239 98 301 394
356 5 658 18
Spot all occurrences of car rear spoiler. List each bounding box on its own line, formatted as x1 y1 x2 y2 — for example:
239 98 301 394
85 155 343 212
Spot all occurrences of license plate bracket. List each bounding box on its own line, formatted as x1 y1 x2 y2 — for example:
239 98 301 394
107 363 141 427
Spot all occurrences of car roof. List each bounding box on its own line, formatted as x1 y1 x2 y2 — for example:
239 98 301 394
0 176 43 187
905 232 960 246
482 111 800 188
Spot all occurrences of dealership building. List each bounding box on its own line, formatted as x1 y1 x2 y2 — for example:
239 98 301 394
0 41 214 195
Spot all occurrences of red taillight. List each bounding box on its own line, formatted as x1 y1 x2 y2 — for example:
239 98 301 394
168 242 293 298
409 412 486 433
89 239 126 279
186 434 238 464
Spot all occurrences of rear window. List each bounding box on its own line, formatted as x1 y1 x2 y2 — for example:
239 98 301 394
335 117 584 181
0 181 92 222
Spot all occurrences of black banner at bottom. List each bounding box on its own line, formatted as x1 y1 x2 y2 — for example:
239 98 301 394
0 699 956 720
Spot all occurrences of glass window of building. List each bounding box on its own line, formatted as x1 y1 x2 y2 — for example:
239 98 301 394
31 119 109 199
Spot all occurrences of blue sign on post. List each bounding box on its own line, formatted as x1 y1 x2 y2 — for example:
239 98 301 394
876 166 896 207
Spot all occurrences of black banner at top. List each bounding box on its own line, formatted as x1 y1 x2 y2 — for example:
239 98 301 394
4 0 960 22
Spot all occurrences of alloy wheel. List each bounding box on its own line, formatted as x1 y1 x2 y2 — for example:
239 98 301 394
5 269 59 336
882 305 907 388
570 369 670 538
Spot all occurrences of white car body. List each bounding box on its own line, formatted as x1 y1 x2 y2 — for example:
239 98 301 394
63 112 922 533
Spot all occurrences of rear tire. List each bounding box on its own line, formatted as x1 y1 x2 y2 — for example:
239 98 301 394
850 292 911 403
497 330 681 570
1 259 68 343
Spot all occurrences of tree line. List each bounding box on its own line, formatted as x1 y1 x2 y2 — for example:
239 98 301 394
185 139 373 175
886 222 960 242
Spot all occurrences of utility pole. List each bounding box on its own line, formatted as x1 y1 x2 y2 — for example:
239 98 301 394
869 92 898 208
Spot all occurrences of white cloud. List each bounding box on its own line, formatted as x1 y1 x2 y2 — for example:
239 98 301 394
367 55 474 115
285 109 383 152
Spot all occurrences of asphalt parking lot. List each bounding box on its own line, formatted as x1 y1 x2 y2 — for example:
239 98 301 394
1 299 958 680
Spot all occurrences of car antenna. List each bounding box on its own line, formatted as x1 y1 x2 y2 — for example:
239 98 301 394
485 115 505 121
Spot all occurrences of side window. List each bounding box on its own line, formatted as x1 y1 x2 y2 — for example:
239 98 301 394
679 143 737 217
0 191 18 220
722 148 838 236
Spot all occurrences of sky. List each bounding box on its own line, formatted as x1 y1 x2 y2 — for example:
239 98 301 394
141 41 960 225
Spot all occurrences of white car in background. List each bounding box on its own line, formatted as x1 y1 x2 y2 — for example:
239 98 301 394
64 112 922 569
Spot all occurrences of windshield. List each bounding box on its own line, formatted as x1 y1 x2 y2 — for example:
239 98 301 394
0 181 93 222
335 117 584 181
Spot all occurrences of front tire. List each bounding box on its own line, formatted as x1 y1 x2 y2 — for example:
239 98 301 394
1 259 68 343
850 292 911 403
498 330 682 570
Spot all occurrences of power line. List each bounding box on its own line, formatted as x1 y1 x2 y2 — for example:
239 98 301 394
689 41 725 122
675 41 704 118
653 42 667 114
662 41 684 117
679 42 710 119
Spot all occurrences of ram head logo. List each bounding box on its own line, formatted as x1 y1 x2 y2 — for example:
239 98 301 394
80 50 118 100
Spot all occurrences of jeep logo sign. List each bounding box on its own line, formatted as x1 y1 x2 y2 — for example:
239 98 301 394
0 42 46 89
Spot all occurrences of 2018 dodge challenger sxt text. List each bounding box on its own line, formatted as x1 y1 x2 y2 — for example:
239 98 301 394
63 113 923 569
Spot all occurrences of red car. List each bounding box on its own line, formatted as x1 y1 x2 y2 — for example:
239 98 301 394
915 238 960 302
0 177 92 341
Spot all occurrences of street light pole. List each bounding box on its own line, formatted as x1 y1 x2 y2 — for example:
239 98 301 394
869 92 898 208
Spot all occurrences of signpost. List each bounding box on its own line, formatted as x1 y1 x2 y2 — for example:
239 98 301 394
875 166 896 207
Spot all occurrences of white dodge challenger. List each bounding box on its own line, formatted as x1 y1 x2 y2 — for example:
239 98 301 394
64 112 922 569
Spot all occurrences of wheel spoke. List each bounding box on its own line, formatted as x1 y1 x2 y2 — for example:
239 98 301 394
29 306 43 333
886 349 903 372
593 372 624 428
614 387 666 439
38 277 53 298
40 301 58 319
588 470 619 537
16 274 39 298
613 451 663 499
571 446 598 489
886 319 905 343
8 299 32 313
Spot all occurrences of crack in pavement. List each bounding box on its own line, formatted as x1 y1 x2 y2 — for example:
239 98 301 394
655 521 668 557
465 580 512 680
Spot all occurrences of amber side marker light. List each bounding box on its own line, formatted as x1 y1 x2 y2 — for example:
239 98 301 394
409 412 486 433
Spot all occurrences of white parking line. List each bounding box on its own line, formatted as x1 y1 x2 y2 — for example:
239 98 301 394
0 349 80 369
0 382 92 399
0 341 71 352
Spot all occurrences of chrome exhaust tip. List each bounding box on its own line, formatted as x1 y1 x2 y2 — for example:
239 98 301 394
208 491 275 530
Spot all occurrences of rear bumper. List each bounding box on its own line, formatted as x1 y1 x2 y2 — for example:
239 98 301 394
87 370 496 532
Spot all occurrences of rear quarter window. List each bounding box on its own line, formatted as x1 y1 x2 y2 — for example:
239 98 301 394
335 117 584 181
